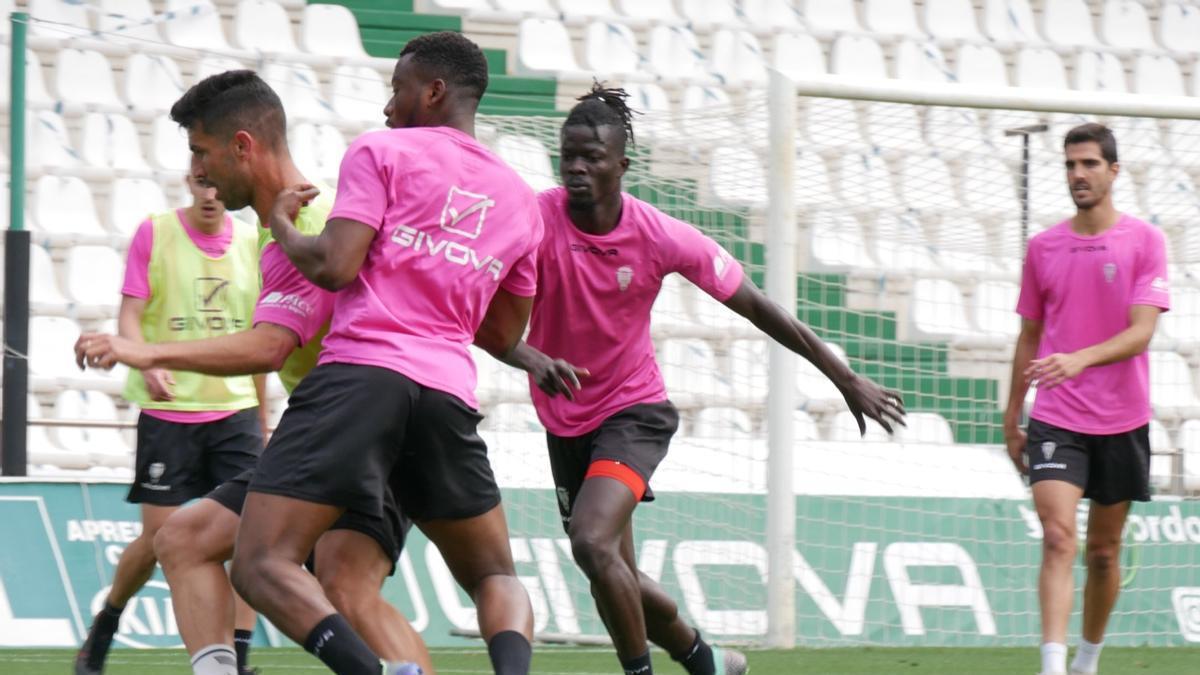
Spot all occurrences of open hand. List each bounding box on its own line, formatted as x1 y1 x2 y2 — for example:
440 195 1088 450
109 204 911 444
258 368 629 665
75 332 152 371
530 355 590 401
839 374 906 436
1025 352 1086 389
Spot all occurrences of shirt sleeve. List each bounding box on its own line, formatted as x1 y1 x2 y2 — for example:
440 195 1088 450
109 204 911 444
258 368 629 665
252 243 336 345
499 198 543 298
1131 227 1171 311
1015 241 1043 321
120 219 154 299
659 212 744 301
327 135 391 231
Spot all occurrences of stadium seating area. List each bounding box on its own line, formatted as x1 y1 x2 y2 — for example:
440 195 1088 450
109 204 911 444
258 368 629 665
1 0 1198 494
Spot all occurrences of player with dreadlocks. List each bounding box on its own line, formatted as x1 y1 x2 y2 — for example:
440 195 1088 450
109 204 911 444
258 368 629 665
498 83 907 675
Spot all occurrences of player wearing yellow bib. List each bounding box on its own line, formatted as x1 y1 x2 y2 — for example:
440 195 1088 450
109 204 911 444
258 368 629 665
75 72 431 675
74 174 266 675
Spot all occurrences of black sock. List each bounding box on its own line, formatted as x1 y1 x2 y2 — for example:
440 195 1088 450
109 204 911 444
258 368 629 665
95 601 124 635
303 614 379 675
675 630 715 675
81 601 124 667
486 630 532 675
620 650 653 675
234 628 253 670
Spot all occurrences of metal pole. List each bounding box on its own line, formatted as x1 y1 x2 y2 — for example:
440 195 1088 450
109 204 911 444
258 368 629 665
1004 124 1048 256
765 69 797 649
3 11 30 476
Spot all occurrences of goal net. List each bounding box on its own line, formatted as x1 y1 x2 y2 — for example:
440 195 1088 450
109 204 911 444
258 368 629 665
473 86 1200 648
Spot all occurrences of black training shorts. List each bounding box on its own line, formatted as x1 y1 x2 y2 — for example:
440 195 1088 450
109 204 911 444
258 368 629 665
1026 417 1152 505
546 401 679 530
127 408 262 506
249 363 501 525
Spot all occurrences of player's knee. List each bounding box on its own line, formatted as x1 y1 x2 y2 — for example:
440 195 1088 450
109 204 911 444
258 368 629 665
229 553 266 602
1041 521 1077 560
568 528 620 578
152 519 190 571
1085 540 1120 574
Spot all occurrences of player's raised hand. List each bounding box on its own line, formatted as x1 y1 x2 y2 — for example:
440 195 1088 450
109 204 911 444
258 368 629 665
531 356 590 401
1025 352 1086 389
269 184 319 238
75 332 152 371
839 374 906 436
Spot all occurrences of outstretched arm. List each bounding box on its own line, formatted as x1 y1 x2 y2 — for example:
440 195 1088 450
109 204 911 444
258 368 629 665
475 290 589 401
268 185 375 291
76 323 299 376
721 276 906 434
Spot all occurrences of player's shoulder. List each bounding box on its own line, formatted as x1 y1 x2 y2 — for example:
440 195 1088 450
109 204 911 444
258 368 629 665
1027 220 1068 251
1118 213 1164 241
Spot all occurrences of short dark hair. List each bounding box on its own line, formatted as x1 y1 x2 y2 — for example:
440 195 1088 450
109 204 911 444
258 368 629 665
170 70 286 148
1064 122 1118 164
399 31 489 101
563 81 638 149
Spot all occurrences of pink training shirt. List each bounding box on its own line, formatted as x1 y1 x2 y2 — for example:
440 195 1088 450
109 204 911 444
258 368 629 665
1017 214 1170 435
253 243 334 349
319 127 543 408
121 210 238 424
527 188 745 436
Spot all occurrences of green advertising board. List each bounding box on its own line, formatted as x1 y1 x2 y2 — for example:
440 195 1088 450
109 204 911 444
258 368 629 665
0 481 1197 649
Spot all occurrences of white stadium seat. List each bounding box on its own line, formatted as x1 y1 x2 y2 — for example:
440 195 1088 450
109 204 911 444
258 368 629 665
648 26 709 81
290 123 348 184
710 30 767 87
1100 0 1158 50
1150 418 1173 453
1134 54 1186 96
623 83 679 143
894 40 952 83
709 146 767 208
793 152 839 211
865 102 927 155
1159 2 1200 54
53 390 134 462
301 3 370 59
660 338 732 404
26 111 80 172
585 22 643 77
678 0 739 31
29 316 84 383
151 117 190 171
109 178 168 236
838 153 903 212
925 106 990 157
983 0 1043 46
495 135 557 192
235 0 299 55
729 340 769 401
26 397 70 465
896 412 956 445
193 56 250 85
961 157 1021 218
558 0 618 22
81 112 151 174
1 49 54 109
97 0 162 43
614 0 679 22
873 213 938 273
743 0 803 32
1151 351 1200 418
33 176 108 245
516 18 580 76
56 49 124 109
804 98 869 154
899 155 962 214
1182 419 1200 490
830 35 887 80
1162 286 1200 343
937 219 1006 276
803 0 863 34
972 280 1020 338
651 273 695 334
831 410 891 442
163 0 232 51
331 65 388 124
1073 50 1128 93
912 278 976 338
808 211 876 270
924 0 984 42
863 0 925 38
1112 117 1168 167
794 410 820 441
1041 0 1101 48
124 54 186 114
1015 48 1068 90
1143 166 1200 229
27 0 92 42
773 32 827 81
681 86 738 140
29 244 69 315
1167 120 1200 171
955 44 1008 88
65 245 123 312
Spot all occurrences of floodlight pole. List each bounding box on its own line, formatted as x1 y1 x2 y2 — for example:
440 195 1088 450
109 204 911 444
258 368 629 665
1004 124 1049 255
2 12 30 477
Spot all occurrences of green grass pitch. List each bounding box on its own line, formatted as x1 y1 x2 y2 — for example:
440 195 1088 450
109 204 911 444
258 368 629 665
4 646 1198 674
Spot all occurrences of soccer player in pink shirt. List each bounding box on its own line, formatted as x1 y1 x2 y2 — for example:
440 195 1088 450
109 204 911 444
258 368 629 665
229 34 540 675
75 71 431 675
1003 123 1169 675
498 85 906 675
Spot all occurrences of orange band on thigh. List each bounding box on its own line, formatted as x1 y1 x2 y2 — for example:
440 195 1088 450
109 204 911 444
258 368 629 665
585 459 646 501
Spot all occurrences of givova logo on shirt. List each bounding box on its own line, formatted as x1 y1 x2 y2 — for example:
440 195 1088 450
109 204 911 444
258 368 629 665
390 186 507 281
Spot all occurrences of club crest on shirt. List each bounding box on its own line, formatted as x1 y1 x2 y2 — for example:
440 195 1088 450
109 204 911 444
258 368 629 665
1103 262 1116 283
1041 442 1056 461
616 265 634 291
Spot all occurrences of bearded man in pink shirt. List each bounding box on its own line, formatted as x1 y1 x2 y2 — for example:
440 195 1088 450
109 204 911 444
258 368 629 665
498 85 906 675
1003 123 1170 675
229 33 539 675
